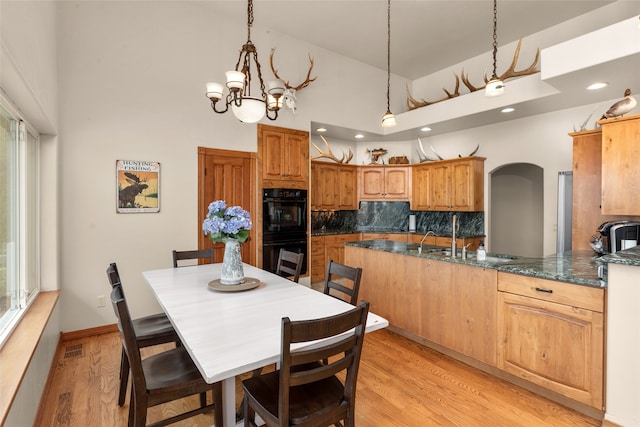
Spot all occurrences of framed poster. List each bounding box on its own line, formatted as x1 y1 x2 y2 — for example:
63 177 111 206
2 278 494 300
116 160 160 213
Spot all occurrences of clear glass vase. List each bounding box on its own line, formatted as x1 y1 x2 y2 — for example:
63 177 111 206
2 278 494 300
220 238 245 285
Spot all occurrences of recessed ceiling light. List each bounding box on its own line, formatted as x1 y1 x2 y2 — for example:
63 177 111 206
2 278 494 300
501 107 515 113
316 127 327 132
587 82 608 90
421 127 432 132
355 134 364 139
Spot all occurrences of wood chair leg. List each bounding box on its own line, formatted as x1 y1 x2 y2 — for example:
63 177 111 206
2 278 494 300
119 348 129 406
213 384 223 427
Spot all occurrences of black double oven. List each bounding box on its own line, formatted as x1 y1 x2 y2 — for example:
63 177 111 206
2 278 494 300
262 188 308 275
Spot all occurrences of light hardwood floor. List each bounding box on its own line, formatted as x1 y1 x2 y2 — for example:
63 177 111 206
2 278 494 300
35 328 600 426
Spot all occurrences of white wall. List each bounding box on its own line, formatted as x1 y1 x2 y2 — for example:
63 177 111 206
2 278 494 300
0 1 60 425
56 1 405 331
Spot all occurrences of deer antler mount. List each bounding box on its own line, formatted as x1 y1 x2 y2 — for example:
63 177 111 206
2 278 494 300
311 135 354 164
408 38 539 110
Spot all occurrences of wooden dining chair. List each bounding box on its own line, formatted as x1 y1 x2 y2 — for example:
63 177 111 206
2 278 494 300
172 248 215 267
242 301 370 427
275 249 304 283
106 263 180 406
110 282 223 427
323 260 363 305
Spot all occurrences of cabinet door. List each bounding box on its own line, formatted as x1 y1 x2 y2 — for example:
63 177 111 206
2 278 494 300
261 129 285 181
317 164 338 209
411 164 432 210
283 133 307 181
424 260 497 366
259 124 309 187
430 163 452 210
498 291 603 409
601 115 640 215
310 236 325 282
451 160 473 210
384 167 410 200
359 167 385 199
337 166 358 209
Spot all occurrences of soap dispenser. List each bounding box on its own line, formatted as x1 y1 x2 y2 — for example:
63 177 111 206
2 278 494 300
476 241 486 261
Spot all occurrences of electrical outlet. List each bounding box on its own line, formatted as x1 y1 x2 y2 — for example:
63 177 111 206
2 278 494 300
97 295 106 308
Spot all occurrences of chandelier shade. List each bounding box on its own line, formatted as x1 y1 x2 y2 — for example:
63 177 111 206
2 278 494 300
232 97 266 123
206 0 283 122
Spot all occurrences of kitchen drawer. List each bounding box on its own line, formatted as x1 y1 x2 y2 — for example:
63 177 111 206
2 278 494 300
324 233 361 244
497 272 604 312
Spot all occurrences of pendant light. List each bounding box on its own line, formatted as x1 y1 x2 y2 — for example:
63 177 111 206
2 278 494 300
381 0 397 127
206 0 285 123
485 0 504 97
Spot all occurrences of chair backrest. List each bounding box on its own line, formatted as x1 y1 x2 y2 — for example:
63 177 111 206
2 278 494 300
279 301 370 426
108 272 147 396
323 260 363 305
172 248 215 268
107 262 121 288
275 249 304 283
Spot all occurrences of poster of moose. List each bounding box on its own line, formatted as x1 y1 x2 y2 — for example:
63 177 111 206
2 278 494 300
116 160 160 213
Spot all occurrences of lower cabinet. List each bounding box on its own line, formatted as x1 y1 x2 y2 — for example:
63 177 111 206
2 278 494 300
344 246 497 366
344 246 606 412
497 272 604 409
361 233 408 242
311 234 361 283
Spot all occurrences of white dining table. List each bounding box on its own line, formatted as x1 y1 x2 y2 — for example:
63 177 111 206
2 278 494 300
142 263 388 427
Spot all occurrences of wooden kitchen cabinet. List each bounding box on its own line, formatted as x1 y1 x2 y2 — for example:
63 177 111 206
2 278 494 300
311 161 358 210
570 127 640 249
311 233 360 283
258 124 309 189
407 233 482 251
359 165 411 201
411 162 432 210
599 114 640 215
497 272 604 409
424 260 497 366
345 246 497 366
430 157 484 211
361 233 407 242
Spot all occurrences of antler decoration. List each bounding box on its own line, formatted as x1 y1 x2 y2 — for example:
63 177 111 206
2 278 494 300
408 38 539 110
270 49 317 91
416 138 480 162
311 135 354 164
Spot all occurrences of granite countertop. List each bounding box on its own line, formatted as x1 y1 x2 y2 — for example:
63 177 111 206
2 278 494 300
599 245 640 267
345 239 606 288
311 228 484 239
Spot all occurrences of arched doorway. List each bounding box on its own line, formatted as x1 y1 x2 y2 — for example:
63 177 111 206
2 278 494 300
490 163 543 257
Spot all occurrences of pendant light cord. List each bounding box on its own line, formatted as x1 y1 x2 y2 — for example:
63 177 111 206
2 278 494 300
491 0 498 79
247 0 253 42
386 0 391 111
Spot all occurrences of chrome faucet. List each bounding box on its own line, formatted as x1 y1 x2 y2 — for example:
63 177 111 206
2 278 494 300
451 214 457 258
418 230 436 254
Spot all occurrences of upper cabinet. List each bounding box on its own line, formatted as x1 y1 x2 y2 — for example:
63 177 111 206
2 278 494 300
599 114 640 215
420 157 485 212
258 124 309 190
311 161 358 210
411 163 432 210
359 165 411 201
570 123 640 248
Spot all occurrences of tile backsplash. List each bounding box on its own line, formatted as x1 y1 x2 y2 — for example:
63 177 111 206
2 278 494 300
311 202 484 236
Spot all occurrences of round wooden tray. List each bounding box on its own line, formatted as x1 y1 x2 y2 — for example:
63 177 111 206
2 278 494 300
208 277 261 292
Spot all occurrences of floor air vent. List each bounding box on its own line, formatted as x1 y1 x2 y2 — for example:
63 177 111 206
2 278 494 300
64 343 84 359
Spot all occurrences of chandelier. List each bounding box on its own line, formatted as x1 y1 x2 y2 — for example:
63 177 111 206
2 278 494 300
381 0 396 127
485 0 504 97
206 0 285 123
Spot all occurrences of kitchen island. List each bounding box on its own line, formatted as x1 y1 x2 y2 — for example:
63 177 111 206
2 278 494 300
344 239 606 419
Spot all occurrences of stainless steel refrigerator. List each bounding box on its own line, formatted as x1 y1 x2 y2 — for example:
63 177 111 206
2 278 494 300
556 171 573 253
